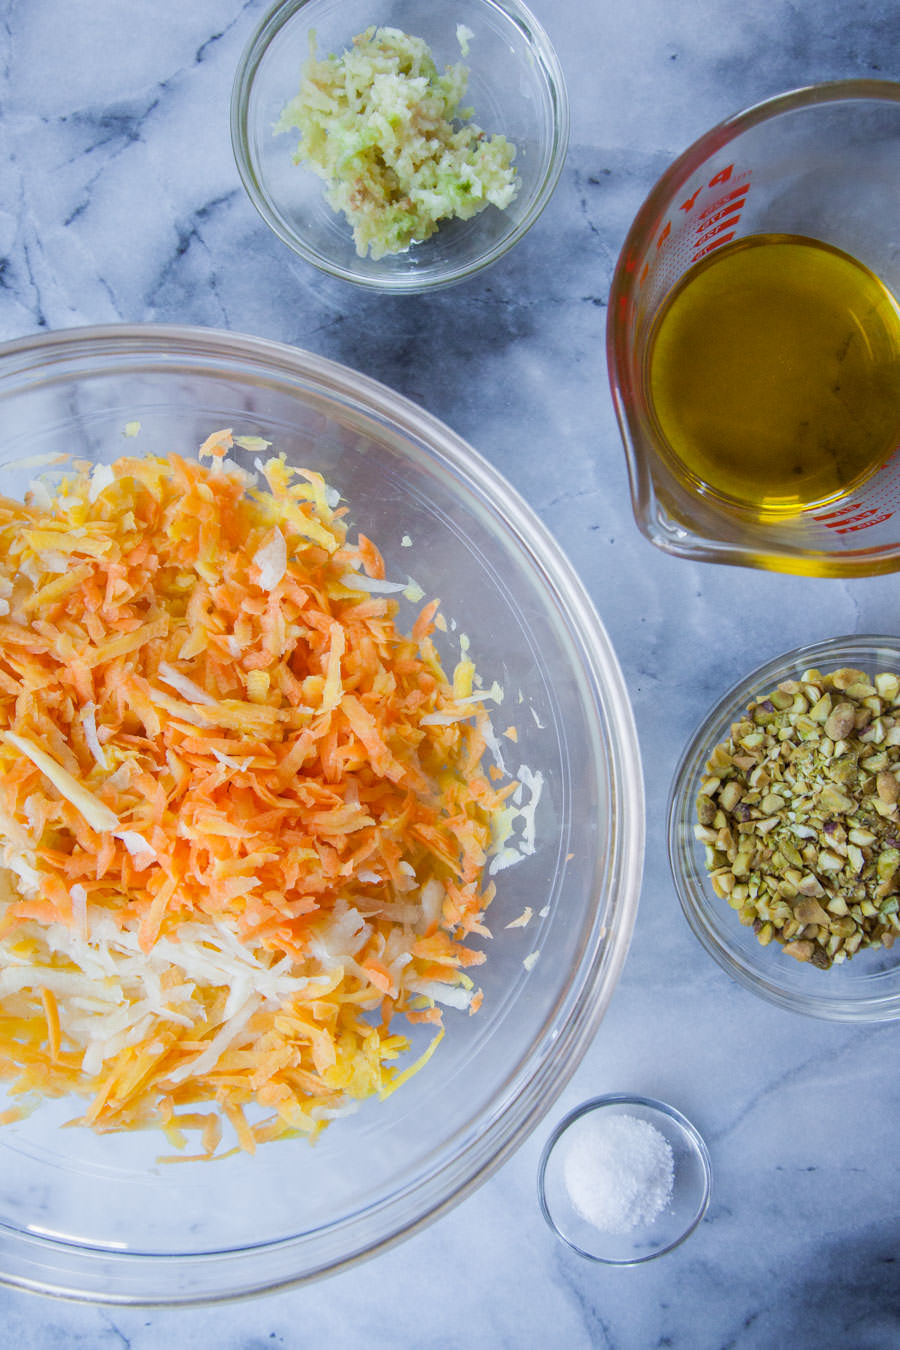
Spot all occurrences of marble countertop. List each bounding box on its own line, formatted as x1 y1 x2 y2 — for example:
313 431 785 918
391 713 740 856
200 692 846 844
1 0 899 1345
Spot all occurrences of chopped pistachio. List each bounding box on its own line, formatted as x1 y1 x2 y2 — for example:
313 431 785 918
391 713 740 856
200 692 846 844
875 673 900 701
817 785 855 813
825 703 856 740
696 664 900 971
718 780 744 811
696 792 717 825
794 897 830 925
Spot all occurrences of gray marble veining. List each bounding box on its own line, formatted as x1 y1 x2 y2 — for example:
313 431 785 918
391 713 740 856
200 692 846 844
1 0 899 1345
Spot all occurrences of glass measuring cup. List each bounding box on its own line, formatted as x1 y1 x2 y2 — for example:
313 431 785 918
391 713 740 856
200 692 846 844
607 81 900 577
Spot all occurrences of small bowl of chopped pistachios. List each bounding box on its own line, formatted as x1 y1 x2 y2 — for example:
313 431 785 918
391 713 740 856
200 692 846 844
231 0 569 291
668 636 900 1021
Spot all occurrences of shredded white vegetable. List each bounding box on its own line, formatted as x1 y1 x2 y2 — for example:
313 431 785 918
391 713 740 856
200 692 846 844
253 527 287 591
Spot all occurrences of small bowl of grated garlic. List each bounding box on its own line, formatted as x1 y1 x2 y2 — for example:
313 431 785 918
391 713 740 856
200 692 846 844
231 0 569 291
538 1094 712 1264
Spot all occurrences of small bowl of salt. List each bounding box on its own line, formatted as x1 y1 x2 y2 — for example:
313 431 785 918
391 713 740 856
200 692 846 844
537 1094 711 1264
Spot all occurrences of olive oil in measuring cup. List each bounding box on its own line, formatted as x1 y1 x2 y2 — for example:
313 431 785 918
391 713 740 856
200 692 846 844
646 234 900 515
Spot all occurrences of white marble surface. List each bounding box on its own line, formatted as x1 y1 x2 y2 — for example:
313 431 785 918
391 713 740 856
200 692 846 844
1 0 900 1345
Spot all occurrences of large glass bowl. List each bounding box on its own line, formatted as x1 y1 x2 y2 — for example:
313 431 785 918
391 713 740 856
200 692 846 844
230 0 569 292
0 324 643 1303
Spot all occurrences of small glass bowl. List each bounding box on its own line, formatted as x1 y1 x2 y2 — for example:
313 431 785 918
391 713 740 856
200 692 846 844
669 635 900 1022
538 1095 711 1264
230 0 569 292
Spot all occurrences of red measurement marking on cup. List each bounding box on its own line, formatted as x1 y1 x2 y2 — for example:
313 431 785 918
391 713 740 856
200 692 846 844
812 502 895 533
634 164 752 299
649 168 741 257
692 187 749 255
690 182 750 262
617 165 752 335
692 232 736 260
696 183 750 221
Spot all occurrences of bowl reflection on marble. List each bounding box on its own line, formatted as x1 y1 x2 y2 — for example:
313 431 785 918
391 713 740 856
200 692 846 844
0 323 643 1303
669 635 900 1022
230 0 569 292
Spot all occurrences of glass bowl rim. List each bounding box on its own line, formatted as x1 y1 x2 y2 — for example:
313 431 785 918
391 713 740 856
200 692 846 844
0 320 644 1303
668 633 900 1022
537 1092 712 1265
229 0 571 293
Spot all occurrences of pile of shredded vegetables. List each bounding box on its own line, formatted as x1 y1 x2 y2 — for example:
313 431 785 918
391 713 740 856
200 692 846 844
0 431 535 1159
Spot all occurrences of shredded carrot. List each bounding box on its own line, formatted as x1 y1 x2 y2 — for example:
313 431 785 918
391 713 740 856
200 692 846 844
0 436 531 1156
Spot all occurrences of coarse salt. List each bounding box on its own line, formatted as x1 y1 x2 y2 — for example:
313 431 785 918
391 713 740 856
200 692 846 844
563 1112 675 1233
